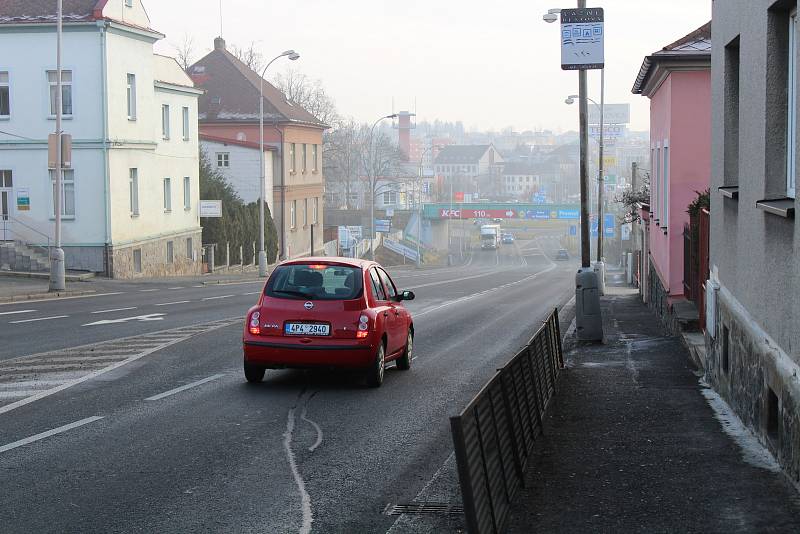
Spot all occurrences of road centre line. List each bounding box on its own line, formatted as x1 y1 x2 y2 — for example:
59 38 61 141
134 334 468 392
91 307 137 315
203 295 234 301
0 416 104 454
9 315 69 324
168 287 185 290
0 310 36 316
0 292 124 306
139 289 159 293
145 374 225 401
155 301 191 307
406 268 521 291
242 291 261 296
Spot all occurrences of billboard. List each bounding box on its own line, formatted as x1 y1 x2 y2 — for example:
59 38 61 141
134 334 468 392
589 104 630 125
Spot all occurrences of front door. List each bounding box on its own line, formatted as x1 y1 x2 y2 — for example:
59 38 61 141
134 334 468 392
377 268 405 356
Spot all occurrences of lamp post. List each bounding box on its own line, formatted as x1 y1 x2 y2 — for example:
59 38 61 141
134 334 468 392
544 1 603 341
259 50 299 276
368 114 398 260
566 71 606 264
49 0 66 292
416 144 440 267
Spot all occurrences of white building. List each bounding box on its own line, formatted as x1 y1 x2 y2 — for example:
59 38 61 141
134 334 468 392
0 0 202 277
201 134 276 206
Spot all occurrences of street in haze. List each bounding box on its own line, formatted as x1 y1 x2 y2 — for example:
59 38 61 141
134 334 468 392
0 238 575 533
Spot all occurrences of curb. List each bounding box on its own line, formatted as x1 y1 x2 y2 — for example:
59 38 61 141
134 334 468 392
0 289 97 304
0 271 95 282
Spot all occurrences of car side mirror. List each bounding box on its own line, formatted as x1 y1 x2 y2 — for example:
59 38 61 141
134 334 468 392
400 290 415 301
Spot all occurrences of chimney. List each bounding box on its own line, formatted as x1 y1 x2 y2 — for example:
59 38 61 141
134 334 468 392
214 37 226 51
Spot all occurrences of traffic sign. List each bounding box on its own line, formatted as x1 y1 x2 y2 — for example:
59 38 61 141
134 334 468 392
560 8 605 71
374 219 392 233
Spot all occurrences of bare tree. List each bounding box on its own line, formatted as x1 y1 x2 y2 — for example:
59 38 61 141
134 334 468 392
273 68 340 127
172 33 196 72
230 41 265 73
324 120 368 209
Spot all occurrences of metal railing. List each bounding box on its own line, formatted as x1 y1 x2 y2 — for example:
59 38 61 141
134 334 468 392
450 309 564 534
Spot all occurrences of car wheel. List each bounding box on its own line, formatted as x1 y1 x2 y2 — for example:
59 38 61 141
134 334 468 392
396 330 413 371
366 341 386 388
244 361 265 383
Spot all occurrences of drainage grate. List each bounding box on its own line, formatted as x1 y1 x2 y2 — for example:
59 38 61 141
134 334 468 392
384 502 464 516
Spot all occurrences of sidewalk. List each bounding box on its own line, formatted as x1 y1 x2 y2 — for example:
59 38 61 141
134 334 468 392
506 276 800 533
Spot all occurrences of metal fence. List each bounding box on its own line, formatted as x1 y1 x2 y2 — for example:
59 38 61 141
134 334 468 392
450 309 564 534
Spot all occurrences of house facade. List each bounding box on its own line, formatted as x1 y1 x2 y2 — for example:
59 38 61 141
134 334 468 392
708 1 800 482
201 134 275 205
0 0 202 277
632 22 712 325
433 144 504 199
189 38 327 260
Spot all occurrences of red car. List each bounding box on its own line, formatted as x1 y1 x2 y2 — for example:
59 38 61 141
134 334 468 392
242 258 415 387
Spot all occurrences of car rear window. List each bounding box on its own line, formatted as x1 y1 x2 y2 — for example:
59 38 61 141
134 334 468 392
266 264 363 301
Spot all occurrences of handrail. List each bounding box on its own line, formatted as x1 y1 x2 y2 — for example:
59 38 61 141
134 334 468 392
1 217 52 250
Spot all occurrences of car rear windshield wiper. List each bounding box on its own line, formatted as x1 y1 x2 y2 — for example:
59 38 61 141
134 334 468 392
272 289 314 299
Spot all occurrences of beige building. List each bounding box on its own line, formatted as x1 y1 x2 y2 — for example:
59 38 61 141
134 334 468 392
190 38 328 260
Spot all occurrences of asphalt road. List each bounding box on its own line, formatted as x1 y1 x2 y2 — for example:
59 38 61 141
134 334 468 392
0 235 576 533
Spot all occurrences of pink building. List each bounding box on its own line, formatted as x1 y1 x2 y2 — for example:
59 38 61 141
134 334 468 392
632 22 711 325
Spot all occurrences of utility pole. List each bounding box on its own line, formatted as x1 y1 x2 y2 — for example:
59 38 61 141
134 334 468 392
578 5 590 269
596 67 605 262
49 0 66 292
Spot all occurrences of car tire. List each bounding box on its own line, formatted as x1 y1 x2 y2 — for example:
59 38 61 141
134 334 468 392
366 341 386 388
244 361 265 383
396 330 413 371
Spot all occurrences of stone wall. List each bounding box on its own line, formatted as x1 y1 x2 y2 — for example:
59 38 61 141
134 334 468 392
705 286 800 484
64 246 106 273
109 230 203 279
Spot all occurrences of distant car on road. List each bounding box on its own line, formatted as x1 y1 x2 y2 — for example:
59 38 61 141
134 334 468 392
556 249 570 261
501 233 515 244
242 258 415 388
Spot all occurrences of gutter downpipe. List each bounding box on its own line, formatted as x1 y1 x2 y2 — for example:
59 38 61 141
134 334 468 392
99 21 112 276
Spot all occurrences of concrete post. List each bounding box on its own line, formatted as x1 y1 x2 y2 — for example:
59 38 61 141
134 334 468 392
226 242 230 270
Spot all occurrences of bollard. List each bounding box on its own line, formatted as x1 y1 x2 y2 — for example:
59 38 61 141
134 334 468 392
240 245 244 272
252 242 256 267
226 242 230 270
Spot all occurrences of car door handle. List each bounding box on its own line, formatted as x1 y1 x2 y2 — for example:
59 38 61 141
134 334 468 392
383 312 388 317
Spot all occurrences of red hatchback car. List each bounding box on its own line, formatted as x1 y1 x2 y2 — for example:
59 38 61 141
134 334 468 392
242 258 415 387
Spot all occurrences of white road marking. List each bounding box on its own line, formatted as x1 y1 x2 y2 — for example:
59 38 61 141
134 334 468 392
139 289 159 293
0 379 70 389
407 269 519 291
284 405 314 534
0 292 124 307
203 294 234 301
83 313 165 327
414 264 557 318
155 301 191 307
192 285 204 288
0 416 104 454
0 390 45 399
145 374 225 401
9 315 69 324
168 287 185 290
0 310 36 316
91 307 137 315
241 291 261 296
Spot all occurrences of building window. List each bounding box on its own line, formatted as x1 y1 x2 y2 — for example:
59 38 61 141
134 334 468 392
217 152 229 168
0 170 11 221
129 168 139 216
163 177 172 212
313 144 318 172
126 73 136 120
133 249 142 273
302 144 308 173
290 143 296 173
125 0 133 7
303 198 308 226
47 70 72 116
0 72 9 118
789 9 798 198
49 169 75 218
166 241 174 264
724 37 740 186
183 176 191 210
182 106 190 141
312 197 318 224
383 191 398 205
161 104 170 139
186 237 193 259
290 200 297 229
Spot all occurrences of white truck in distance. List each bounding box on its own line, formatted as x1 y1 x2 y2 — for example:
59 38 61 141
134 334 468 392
480 225 501 250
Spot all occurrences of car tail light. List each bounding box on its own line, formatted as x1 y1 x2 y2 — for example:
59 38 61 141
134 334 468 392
356 315 370 338
249 311 261 335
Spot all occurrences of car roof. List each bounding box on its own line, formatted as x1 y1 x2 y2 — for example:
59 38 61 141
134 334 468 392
279 256 376 270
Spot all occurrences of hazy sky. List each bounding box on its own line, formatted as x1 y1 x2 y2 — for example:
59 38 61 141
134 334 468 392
146 0 712 133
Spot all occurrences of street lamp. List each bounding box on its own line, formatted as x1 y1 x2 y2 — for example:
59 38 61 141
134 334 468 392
259 49 299 276
49 0 66 291
416 144 441 267
567 71 607 267
368 114 398 260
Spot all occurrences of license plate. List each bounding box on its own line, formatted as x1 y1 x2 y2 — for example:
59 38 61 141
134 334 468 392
285 323 330 336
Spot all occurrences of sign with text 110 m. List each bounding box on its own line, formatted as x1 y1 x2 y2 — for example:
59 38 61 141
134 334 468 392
560 8 604 70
